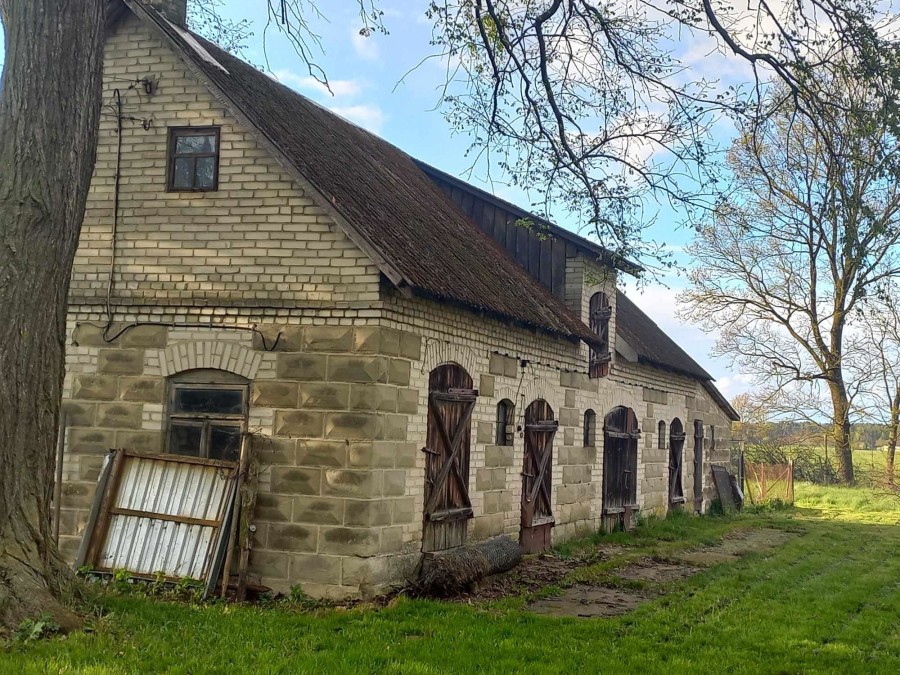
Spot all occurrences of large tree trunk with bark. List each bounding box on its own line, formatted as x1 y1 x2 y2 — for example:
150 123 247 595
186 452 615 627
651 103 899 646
0 0 104 631
828 381 855 485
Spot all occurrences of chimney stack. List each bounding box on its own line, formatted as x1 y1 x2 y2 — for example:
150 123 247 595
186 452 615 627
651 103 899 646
149 0 188 27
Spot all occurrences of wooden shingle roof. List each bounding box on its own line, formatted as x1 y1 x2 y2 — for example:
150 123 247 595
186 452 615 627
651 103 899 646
127 0 600 346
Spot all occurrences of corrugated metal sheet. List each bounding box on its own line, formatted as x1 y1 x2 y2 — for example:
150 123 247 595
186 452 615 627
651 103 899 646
94 454 236 581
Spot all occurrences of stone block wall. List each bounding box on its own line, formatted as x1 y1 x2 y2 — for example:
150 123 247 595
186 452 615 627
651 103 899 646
60 314 424 598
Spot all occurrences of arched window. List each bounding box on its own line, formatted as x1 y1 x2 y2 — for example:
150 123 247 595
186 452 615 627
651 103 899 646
583 409 597 447
658 420 667 450
166 369 249 462
496 399 515 446
589 292 612 378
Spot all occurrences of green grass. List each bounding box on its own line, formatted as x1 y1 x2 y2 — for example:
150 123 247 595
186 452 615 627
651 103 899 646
3 483 900 673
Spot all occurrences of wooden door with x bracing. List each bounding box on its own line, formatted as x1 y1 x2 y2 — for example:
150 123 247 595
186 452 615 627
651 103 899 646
668 418 686 509
422 363 477 552
602 406 640 532
520 399 558 553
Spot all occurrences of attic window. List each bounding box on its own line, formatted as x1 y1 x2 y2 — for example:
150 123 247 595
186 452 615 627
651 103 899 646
589 292 612 378
167 127 220 191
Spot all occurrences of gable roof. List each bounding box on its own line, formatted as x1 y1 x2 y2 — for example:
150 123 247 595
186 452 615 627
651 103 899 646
124 0 600 347
615 291 739 420
116 2 738 421
615 290 711 380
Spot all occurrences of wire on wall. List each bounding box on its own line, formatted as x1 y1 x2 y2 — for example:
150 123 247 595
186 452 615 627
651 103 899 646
81 80 285 352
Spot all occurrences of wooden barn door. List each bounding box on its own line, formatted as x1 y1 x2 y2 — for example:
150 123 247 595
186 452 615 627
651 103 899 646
693 420 704 512
422 364 477 552
520 400 558 554
602 406 640 531
668 418 686 509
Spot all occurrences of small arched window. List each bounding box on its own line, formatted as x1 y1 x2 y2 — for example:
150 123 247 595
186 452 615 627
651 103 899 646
589 292 612 378
658 420 667 449
496 399 515 446
166 369 249 462
584 409 597 447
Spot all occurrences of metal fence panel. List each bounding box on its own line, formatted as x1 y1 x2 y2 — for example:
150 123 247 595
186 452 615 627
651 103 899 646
79 450 238 584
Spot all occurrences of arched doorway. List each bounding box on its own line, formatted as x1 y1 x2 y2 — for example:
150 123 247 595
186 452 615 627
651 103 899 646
422 363 477 552
602 406 639 532
520 399 558 553
668 418 686 509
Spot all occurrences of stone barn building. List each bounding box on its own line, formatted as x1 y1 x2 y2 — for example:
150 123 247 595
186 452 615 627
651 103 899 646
58 0 739 598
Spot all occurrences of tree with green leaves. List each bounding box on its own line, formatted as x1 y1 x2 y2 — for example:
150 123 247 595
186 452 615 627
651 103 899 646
2 0 899 629
681 69 900 485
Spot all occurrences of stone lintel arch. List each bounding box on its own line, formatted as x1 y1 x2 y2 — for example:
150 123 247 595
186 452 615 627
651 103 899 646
419 338 478 378
160 340 262 379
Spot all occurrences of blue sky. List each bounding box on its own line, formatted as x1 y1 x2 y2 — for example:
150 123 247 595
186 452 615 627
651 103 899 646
0 2 755 398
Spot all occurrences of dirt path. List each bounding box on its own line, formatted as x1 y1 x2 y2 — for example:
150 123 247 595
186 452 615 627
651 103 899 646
524 527 797 618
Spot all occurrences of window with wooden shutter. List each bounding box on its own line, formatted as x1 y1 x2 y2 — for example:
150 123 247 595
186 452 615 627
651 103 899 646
589 292 612 378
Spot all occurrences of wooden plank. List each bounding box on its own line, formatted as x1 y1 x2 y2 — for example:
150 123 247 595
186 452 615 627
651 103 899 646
551 240 566 299
539 234 553 290
220 434 249 599
236 438 260 601
74 452 115 569
711 464 736 512
84 449 129 567
108 507 220 528
123 449 238 470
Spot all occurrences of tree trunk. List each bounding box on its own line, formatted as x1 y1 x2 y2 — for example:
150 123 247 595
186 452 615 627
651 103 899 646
828 381 855 485
886 385 899 487
0 0 104 631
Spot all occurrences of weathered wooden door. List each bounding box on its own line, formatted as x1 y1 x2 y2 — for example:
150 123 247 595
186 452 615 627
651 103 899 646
693 419 704 512
602 406 639 531
668 418 686 509
422 363 477 552
520 399 558 554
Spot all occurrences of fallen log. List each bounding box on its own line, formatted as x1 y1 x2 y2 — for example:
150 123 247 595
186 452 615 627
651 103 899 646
411 536 523 597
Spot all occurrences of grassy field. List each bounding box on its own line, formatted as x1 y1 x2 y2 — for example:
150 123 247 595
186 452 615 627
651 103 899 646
2 483 899 673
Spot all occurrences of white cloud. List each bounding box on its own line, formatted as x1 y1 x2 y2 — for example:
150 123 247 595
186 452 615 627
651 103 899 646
329 104 386 133
272 70 362 98
714 372 757 400
351 29 380 61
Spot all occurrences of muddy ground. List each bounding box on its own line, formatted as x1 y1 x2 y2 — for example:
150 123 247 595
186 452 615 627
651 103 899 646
457 527 797 618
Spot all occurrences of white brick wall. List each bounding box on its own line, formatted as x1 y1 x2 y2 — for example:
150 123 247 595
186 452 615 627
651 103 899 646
72 15 381 309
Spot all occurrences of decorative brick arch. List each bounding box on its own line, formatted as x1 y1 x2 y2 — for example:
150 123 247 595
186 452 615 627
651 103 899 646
516 377 557 413
160 341 262 379
419 338 478 376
